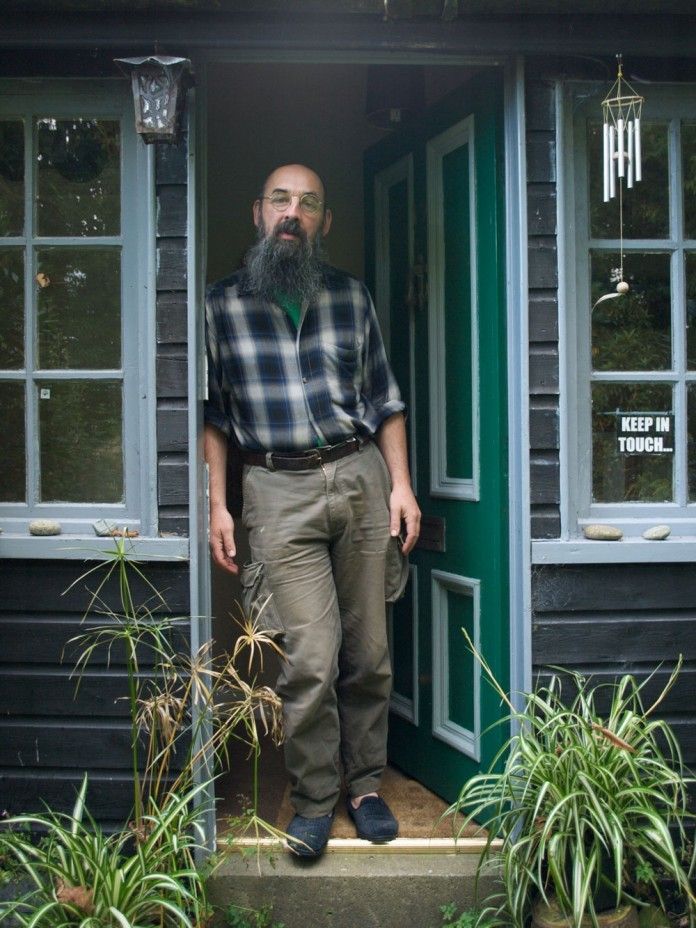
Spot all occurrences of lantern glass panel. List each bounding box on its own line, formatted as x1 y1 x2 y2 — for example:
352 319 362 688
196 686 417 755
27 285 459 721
36 119 120 237
36 247 121 370
0 247 24 368
588 121 668 239
592 382 673 503
590 251 671 371
0 120 24 236
38 379 123 503
0 381 25 502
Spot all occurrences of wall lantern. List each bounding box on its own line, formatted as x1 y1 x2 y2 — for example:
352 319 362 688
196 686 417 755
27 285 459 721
114 55 192 144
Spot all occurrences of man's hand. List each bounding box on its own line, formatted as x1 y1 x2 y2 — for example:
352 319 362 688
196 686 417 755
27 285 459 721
389 483 421 555
375 413 421 555
209 503 238 574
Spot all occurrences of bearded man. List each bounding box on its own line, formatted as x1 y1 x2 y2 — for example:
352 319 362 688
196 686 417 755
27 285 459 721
204 164 420 858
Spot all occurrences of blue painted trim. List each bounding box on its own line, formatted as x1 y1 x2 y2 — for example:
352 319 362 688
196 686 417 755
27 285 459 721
504 58 533 704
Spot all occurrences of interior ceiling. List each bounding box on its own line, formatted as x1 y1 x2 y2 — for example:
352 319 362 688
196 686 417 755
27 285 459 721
5 0 696 14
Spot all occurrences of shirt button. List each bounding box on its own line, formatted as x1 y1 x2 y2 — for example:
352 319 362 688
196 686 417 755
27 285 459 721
302 377 307 383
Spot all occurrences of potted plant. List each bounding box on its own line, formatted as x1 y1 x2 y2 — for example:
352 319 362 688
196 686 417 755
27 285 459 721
448 640 696 928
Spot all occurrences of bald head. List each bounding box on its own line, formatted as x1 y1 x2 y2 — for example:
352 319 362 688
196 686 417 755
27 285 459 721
261 164 326 204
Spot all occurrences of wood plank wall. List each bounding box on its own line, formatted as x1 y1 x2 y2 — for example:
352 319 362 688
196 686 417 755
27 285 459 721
155 134 190 536
0 560 190 827
526 77 561 540
532 564 696 765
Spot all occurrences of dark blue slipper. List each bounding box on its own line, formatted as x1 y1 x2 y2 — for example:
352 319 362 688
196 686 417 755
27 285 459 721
347 796 398 842
286 812 334 858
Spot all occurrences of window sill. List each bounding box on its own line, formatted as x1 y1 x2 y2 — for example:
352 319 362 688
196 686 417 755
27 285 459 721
0 534 189 561
532 537 696 565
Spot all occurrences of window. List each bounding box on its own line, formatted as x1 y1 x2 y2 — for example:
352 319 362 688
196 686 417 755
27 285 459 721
0 83 154 536
565 84 696 537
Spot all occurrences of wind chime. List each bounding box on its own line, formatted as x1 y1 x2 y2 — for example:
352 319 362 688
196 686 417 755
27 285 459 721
596 55 645 306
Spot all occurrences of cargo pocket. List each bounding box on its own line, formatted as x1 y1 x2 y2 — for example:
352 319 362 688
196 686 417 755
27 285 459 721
385 536 409 603
240 561 285 638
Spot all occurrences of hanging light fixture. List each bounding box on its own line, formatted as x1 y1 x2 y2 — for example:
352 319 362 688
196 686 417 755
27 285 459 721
115 55 192 144
602 54 644 202
365 65 425 130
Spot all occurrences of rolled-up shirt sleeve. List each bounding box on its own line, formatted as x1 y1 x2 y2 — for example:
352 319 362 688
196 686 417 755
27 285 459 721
204 289 232 437
361 288 406 429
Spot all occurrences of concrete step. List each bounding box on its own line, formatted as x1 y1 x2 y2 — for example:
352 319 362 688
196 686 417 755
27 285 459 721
208 838 500 928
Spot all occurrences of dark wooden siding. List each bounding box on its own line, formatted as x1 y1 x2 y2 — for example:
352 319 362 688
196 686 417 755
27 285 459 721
156 135 190 537
526 77 561 540
0 560 190 828
532 563 696 765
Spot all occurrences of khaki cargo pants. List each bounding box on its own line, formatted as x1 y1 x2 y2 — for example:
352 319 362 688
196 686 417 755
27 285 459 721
240 440 400 817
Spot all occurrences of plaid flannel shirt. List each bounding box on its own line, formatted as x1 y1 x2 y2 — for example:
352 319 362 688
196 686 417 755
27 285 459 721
204 265 405 452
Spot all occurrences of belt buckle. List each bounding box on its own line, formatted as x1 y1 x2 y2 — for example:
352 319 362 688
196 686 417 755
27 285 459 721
306 448 323 467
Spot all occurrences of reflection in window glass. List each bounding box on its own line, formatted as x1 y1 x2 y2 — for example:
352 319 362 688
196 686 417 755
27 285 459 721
37 247 121 370
688 384 696 501
36 119 120 237
591 252 671 371
0 248 24 369
592 383 673 502
39 380 122 502
682 124 696 239
0 120 24 236
0 381 25 502
684 253 696 369
588 121 668 239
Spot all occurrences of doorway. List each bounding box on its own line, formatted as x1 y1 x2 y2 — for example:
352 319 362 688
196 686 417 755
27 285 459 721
203 59 509 833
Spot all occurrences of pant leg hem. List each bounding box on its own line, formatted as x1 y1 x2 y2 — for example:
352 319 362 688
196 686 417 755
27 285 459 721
347 775 382 799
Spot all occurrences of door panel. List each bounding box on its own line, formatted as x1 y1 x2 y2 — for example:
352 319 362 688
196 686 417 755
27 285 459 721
365 71 508 802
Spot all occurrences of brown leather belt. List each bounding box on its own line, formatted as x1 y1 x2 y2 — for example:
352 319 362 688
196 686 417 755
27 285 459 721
241 436 365 471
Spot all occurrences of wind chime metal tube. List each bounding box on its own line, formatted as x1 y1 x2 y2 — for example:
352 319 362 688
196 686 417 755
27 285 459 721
602 56 644 203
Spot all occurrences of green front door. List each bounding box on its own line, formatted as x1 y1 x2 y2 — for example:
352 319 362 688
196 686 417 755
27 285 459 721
365 71 509 802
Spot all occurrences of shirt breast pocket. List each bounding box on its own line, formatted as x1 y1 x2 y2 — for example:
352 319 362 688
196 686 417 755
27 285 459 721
322 342 359 401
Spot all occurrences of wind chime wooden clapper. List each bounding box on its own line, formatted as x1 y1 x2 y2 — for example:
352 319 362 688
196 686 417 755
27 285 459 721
595 54 645 310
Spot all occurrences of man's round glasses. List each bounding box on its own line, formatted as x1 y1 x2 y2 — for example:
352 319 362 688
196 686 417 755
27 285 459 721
263 190 323 216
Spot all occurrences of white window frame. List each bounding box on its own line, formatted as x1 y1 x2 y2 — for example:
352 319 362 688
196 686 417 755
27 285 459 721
535 81 696 565
0 80 163 551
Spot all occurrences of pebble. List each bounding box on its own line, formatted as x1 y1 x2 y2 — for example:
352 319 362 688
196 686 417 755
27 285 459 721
28 519 61 536
642 524 671 540
583 523 623 541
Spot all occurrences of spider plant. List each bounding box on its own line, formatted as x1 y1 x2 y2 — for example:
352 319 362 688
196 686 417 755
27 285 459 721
448 635 696 928
0 776 211 928
0 542 287 925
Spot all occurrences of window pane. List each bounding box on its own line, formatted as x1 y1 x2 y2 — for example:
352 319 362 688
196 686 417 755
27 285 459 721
592 383 673 503
38 380 122 502
688 384 696 501
0 120 24 236
37 247 121 370
682 124 696 239
36 119 120 237
588 121 669 239
591 252 671 371
0 381 25 501
0 248 24 368
684 253 696 369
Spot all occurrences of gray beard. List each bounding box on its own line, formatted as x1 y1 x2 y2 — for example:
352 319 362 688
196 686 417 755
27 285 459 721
244 218 326 306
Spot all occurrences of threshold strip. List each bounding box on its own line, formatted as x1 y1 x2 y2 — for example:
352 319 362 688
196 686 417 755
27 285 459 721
225 836 501 855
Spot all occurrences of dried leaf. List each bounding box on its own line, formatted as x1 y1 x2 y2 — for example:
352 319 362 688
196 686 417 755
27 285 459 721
592 722 636 753
56 880 94 914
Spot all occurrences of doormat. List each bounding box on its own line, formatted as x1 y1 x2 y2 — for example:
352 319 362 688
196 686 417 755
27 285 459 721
276 765 483 839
